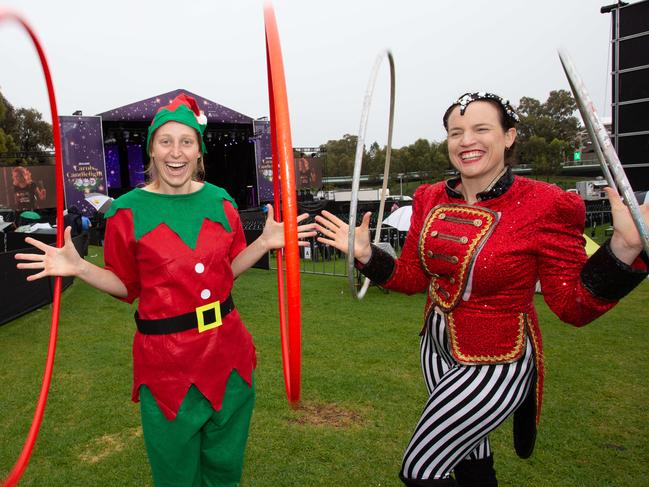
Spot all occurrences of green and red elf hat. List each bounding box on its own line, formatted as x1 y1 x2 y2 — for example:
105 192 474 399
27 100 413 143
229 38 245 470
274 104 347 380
146 93 208 154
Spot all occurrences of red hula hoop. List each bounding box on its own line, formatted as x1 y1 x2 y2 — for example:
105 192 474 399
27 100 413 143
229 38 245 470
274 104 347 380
1 9 65 487
264 3 302 405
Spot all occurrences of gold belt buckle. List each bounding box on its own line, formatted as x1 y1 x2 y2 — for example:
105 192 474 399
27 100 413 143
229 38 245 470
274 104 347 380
196 300 222 333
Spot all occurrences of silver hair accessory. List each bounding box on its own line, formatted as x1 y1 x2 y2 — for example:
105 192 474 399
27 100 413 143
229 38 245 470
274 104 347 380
455 92 520 123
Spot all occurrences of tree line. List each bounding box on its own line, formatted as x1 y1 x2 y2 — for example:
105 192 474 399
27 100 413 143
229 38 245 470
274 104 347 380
318 89 581 180
0 90 53 166
0 88 581 177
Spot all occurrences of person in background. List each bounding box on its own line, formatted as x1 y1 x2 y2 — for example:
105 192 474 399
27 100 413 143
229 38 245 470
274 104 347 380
15 210 42 232
297 156 311 189
63 207 84 236
12 166 46 211
16 93 316 487
315 92 649 486
81 213 91 232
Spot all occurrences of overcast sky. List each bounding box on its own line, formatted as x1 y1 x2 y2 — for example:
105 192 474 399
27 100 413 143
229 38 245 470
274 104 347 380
0 0 615 148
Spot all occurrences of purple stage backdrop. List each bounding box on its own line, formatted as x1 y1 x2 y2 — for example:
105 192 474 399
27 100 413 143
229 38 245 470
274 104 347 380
104 144 121 188
127 143 146 187
253 119 274 203
59 116 108 215
98 89 253 125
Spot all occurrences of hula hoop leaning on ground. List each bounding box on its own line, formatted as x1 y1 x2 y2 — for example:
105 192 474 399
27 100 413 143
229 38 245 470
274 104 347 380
264 3 302 404
0 9 65 487
348 50 396 299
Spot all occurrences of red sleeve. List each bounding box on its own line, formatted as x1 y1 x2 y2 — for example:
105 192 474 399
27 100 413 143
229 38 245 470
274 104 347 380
224 201 247 262
536 191 615 326
103 209 141 303
383 184 434 295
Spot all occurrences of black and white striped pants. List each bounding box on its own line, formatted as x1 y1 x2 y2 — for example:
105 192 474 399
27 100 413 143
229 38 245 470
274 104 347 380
400 311 536 481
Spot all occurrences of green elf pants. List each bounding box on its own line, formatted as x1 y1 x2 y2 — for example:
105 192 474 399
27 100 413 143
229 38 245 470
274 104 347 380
140 371 255 487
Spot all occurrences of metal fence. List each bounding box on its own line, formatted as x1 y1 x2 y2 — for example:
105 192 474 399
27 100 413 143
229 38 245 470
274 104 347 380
260 209 613 277
585 200 613 233
265 223 405 277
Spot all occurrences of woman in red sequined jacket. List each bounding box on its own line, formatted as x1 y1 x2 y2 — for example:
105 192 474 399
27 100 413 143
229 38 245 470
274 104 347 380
315 92 649 487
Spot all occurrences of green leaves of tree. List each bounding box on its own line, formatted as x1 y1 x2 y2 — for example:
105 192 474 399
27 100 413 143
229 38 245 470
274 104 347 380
0 90 53 166
319 135 449 182
516 89 581 177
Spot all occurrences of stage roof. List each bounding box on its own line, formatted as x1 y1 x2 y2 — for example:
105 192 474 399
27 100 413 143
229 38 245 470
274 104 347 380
96 89 253 124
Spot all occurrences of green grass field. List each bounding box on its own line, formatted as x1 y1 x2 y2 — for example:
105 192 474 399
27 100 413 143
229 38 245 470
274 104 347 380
1 247 647 486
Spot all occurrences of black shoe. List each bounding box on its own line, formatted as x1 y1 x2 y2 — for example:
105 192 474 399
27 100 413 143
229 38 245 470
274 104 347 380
513 387 537 459
399 472 458 486
453 455 498 487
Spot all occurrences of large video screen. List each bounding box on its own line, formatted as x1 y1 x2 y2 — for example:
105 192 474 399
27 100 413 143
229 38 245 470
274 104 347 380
295 156 323 190
0 165 57 211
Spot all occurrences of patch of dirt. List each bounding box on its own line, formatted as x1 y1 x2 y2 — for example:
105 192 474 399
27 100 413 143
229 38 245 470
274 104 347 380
78 426 142 464
288 401 365 428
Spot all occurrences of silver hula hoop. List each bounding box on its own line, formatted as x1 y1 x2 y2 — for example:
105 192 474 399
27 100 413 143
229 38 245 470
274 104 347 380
347 50 396 299
558 49 649 256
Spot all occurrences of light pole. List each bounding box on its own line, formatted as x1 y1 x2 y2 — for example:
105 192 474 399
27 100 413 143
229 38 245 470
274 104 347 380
397 173 404 197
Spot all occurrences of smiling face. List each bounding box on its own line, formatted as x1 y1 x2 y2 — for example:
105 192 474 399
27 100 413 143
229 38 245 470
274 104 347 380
12 167 31 187
446 101 516 190
148 121 201 194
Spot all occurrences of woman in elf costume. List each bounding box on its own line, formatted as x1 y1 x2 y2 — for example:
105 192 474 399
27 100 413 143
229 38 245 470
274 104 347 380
16 93 315 486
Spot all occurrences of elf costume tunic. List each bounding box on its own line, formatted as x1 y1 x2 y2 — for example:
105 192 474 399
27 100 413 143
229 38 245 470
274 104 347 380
103 182 256 421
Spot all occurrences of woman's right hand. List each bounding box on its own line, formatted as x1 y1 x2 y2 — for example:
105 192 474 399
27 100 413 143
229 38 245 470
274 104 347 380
314 210 373 264
15 226 84 281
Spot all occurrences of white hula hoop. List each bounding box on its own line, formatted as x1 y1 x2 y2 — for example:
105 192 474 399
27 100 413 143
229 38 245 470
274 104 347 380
558 49 649 256
347 50 396 299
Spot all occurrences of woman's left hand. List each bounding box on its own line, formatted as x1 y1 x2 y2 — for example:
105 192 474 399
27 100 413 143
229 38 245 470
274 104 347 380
260 204 317 250
606 187 649 264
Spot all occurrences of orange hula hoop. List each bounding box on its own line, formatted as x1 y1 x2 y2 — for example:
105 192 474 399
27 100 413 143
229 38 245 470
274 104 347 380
264 3 302 405
1 9 65 487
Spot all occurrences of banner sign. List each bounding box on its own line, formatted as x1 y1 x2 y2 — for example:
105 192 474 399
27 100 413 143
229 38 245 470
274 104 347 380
59 116 108 215
253 119 274 203
252 120 324 204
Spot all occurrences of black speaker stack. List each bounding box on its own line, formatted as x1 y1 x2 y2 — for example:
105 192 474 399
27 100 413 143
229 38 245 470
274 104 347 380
605 0 649 190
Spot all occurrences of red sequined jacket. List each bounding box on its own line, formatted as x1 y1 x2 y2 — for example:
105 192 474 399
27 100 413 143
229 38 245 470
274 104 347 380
360 171 648 422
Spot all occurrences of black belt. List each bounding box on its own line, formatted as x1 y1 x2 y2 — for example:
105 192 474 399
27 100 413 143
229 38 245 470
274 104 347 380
135 294 235 335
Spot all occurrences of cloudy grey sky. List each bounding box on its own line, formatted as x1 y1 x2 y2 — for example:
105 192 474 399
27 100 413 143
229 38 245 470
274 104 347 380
0 0 614 148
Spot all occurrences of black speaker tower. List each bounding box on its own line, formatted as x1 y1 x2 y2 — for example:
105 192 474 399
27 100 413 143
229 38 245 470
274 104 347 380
604 0 649 190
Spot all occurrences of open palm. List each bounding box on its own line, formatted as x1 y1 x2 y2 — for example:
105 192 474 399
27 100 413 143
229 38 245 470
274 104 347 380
261 204 316 250
314 210 372 263
15 226 83 281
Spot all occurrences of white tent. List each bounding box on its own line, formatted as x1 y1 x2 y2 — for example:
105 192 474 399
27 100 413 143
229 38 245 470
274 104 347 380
382 205 412 232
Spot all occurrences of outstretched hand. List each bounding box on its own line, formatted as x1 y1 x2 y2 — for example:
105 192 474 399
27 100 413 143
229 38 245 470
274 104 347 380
605 187 649 264
260 204 317 250
15 226 83 281
314 210 373 264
